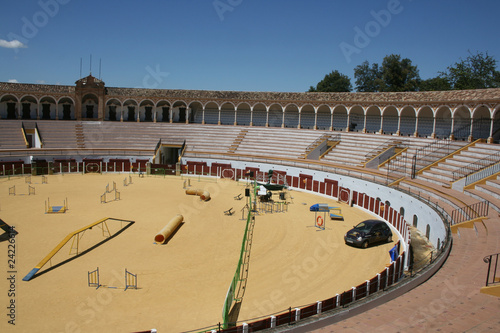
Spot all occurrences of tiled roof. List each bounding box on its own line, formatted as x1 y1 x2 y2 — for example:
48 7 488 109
1 81 499 104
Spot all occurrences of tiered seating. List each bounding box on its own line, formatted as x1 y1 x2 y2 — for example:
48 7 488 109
31 120 79 148
465 174 500 213
0 120 27 149
378 138 466 178
232 127 322 160
321 132 407 167
412 141 478 186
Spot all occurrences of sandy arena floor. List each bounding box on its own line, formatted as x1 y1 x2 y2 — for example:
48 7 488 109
0 173 397 332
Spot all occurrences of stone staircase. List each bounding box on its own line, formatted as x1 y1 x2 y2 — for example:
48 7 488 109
228 128 248 154
75 122 85 148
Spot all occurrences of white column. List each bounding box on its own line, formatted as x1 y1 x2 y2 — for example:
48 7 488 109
329 108 334 131
488 109 495 143
218 106 221 125
249 106 253 126
265 106 269 127
469 117 474 142
314 106 318 130
414 111 419 137
281 108 285 128
297 106 302 129
396 108 401 135
202 106 206 125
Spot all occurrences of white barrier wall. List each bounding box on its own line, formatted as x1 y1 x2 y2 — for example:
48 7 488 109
182 157 447 250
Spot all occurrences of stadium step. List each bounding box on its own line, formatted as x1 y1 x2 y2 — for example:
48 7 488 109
228 129 248 153
75 122 85 148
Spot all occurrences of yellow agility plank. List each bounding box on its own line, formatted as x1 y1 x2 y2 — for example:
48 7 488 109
23 217 133 281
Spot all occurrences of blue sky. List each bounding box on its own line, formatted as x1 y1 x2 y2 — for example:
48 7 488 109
1 0 499 92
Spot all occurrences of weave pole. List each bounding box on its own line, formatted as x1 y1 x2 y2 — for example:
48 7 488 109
125 269 137 290
88 267 101 289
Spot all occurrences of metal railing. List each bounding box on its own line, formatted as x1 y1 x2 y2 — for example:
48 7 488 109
465 161 500 186
450 200 490 225
452 150 500 181
365 139 397 159
483 253 500 287
411 138 453 178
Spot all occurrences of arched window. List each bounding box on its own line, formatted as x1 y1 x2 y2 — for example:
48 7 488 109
413 215 418 227
399 207 405 217
426 224 431 239
385 200 391 207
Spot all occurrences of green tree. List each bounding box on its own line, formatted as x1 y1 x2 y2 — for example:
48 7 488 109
354 54 420 92
380 54 420 92
440 51 500 89
354 61 384 92
308 70 352 92
419 77 451 91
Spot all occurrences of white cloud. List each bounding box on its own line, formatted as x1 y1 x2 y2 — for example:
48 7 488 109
8 79 19 83
0 39 28 49
36 80 46 84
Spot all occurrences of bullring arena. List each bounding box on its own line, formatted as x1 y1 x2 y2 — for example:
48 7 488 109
0 78 500 332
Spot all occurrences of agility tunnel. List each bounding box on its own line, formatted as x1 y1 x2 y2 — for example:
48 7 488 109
154 214 184 244
185 188 210 201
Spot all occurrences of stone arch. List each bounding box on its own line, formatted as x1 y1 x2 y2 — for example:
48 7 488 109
252 103 267 127
220 101 236 125
416 106 434 137
188 101 203 124
0 94 20 119
105 98 122 121
452 105 471 139
123 99 139 122
268 103 283 128
348 105 364 132
80 94 99 120
365 105 381 133
300 104 315 129
40 96 57 120
284 103 299 128
203 101 219 125
20 95 38 120
58 97 75 120
316 104 331 130
399 106 416 136
332 105 348 130
172 100 188 123
139 99 155 122
471 105 491 140
381 105 398 134
236 102 251 126
156 100 171 122
435 106 452 138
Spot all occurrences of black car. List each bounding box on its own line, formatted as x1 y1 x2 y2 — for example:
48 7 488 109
344 220 393 248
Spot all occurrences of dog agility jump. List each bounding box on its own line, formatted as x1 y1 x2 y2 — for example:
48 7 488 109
310 203 344 230
87 267 138 290
123 175 133 186
8 185 35 196
45 197 68 214
101 182 121 203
